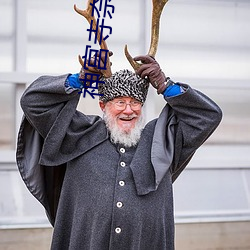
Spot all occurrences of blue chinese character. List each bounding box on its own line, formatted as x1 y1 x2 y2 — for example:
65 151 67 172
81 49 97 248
78 73 104 99
90 0 101 18
90 0 115 19
103 0 115 19
87 18 112 45
81 45 109 71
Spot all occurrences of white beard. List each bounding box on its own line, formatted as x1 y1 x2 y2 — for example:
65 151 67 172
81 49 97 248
103 109 145 147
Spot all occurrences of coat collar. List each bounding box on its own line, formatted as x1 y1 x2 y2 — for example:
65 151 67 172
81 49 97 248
130 105 177 195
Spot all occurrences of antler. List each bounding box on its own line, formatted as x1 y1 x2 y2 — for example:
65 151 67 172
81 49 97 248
74 0 112 78
125 0 168 70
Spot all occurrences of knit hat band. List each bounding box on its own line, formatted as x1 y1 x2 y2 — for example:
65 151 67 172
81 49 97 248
99 69 149 103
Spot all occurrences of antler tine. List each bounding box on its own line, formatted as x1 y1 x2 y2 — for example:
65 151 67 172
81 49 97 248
125 0 168 71
124 45 141 71
74 0 112 78
148 0 168 57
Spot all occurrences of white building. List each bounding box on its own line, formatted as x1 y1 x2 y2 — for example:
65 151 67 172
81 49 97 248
0 0 250 249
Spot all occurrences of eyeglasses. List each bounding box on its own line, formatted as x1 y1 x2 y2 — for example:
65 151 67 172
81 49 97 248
109 100 142 111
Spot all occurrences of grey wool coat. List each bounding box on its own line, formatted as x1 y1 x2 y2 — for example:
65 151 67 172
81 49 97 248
16 74 222 250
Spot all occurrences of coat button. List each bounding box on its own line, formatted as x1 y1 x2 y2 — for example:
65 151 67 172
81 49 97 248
120 162 126 167
115 227 122 234
117 202 123 208
119 181 125 187
120 148 125 153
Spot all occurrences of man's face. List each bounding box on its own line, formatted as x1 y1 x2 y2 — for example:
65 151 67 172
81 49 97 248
99 96 142 133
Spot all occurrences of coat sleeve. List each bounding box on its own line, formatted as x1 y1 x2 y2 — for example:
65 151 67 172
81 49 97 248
20 74 80 139
20 74 107 166
165 84 223 182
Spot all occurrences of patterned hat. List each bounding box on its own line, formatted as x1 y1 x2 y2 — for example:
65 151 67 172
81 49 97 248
99 69 149 103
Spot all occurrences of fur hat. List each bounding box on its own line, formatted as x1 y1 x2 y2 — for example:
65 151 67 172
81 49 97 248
99 69 149 103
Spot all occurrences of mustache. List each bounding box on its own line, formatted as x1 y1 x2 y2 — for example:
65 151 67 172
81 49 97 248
117 114 138 119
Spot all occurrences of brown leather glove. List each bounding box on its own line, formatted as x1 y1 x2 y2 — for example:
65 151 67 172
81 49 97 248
134 55 167 94
79 50 113 84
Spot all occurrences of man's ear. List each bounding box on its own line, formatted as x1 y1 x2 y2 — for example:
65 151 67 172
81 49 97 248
99 101 106 111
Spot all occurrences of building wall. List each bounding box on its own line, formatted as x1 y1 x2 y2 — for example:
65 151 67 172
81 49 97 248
0 0 250 248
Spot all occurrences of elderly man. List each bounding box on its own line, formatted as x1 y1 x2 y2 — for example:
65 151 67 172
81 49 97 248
17 54 222 250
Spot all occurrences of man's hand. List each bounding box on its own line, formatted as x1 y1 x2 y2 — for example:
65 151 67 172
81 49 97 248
79 51 113 84
134 55 167 94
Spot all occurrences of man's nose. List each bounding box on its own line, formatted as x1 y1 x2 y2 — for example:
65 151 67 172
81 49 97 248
122 104 134 115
